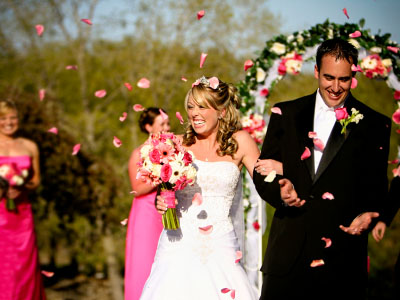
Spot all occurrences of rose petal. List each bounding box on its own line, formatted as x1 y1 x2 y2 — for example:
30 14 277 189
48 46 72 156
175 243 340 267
351 64 362 72
322 192 334 200
133 104 145 112
208 77 219 89
200 53 208 68
308 131 317 138
119 112 127 122
260 88 269 97
159 109 168 121
321 237 332 248
72 144 81 155
264 170 276 182
351 77 358 89
113 136 122 148
199 225 213 235
197 10 205 20
120 218 128 226
48 127 58 134
176 112 184 124
342 8 349 19
393 167 400 177
192 193 203 205
300 147 311 160
244 59 254 71
310 259 325 267
349 31 361 38
130 190 137 194
181 76 187 82
394 90 400 100
235 251 242 263
271 107 282 115
252 220 260 231
35 25 44 36
81 19 92 25
392 108 400 124
387 46 399 54
313 138 325 151
124 82 132 91
230 289 236 299
221 288 231 294
41 270 54 277
39 89 46 101
65 65 78 70
137 78 150 88
95 89 107 98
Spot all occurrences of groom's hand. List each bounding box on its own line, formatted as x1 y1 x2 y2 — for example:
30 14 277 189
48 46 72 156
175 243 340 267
279 178 306 207
339 212 379 235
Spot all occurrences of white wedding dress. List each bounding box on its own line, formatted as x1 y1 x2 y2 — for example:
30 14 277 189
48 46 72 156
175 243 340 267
140 160 257 300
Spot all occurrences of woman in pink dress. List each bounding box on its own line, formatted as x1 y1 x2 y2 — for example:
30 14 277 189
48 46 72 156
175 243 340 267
125 107 170 300
0 99 46 300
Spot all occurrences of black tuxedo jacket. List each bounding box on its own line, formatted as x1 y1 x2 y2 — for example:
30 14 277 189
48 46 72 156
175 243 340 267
253 91 391 286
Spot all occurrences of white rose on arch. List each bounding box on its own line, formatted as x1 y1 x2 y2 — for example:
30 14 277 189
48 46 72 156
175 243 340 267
270 42 286 55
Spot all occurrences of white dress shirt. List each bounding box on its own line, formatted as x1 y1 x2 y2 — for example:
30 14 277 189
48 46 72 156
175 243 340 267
313 90 340 173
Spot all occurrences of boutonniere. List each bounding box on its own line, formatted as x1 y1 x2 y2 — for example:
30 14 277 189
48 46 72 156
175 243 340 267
334 107 364 135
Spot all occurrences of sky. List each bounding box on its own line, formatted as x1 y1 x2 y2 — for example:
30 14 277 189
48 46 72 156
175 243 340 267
96 0 400 45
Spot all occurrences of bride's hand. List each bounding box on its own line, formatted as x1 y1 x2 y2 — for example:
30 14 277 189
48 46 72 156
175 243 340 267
255 159 283 176
156 195 178 215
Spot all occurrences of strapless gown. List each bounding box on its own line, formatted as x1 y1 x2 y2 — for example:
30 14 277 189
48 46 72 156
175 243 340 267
0 156 46 300
140 160 257 300
124 190 163 300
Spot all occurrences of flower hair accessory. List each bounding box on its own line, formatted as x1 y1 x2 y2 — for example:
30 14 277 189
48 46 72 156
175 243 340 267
335 107 364 135
192 76 219 89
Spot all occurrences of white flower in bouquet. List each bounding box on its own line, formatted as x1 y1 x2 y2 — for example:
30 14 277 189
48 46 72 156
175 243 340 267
0 165 10 178
11 175 24 186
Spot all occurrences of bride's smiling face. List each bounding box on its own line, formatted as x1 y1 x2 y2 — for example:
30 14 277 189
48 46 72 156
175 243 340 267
0 109 19 137
186 96 220 137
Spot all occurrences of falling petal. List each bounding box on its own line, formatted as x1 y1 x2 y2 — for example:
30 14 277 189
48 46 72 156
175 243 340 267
176 112 184 124
321 237 332 248
197 10 205 20
81 18 92 25
124 82 133 91
264 170 276 182
394 91 400 100
300 147 311 160
313 138 325 151
388 159 399 164
113 136 122 148
322 192 334 200
200 53 208 68
235 251 242 263
230 289 236 299
48 127 58 134
199 225 213 235
208 77 219 89
41 270 54 277
308 131 317 138
95 89 107 98
392 108 400 124
120 218 128 226
159 109 168 121
351 77 358 89
244 59 254 71
342 8 349 19
387 46 399 54
393 167 400 177
192 193 203 206
271 107 282 115
181 76 187 82
349 31 361 38
130 190 137 194
252 220 260 231
137 78 150 88
65 65 78 70
221 288 231 294
39 89 46 101
260 88 269 97
133 104 145 112
119 112 127 122
72 144 81 155
35 24 44 36
351 64 362 72
310 259 325 267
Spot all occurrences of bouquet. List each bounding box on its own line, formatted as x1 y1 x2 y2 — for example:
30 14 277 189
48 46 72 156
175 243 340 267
0 163 29 211
137 132 197 230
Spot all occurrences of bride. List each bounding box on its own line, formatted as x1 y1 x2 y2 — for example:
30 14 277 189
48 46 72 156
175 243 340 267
139 76 281 300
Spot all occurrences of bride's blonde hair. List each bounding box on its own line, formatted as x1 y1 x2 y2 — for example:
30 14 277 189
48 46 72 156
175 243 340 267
183 77 242 158
0 99 17 116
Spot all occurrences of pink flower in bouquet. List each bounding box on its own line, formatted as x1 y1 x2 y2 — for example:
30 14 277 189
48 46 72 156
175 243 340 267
0 163 29 210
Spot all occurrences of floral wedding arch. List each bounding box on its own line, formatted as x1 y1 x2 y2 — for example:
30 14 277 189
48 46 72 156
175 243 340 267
238 19 400 294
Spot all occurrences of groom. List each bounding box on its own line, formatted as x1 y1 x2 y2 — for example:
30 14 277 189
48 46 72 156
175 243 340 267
253 38 391 299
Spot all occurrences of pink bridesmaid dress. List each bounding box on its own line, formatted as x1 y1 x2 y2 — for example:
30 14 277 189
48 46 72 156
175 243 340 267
124 190 163 300
0 156 46 300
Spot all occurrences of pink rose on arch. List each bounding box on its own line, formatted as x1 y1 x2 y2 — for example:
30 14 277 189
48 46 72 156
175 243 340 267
392 108 400 124
149 149 161 164
335 107 349 120
160 164 172 182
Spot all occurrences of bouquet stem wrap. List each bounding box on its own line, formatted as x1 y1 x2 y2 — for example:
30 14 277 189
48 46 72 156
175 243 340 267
6 198 16 211
161 189 180 230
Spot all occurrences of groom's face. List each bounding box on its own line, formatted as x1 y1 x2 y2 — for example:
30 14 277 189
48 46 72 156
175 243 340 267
314 54 353 108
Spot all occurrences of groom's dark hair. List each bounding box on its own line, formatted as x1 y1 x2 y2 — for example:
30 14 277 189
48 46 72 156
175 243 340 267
316 38 359 72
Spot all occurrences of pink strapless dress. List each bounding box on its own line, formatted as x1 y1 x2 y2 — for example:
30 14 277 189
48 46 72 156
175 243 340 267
124 190 163 300
0 156 46 300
